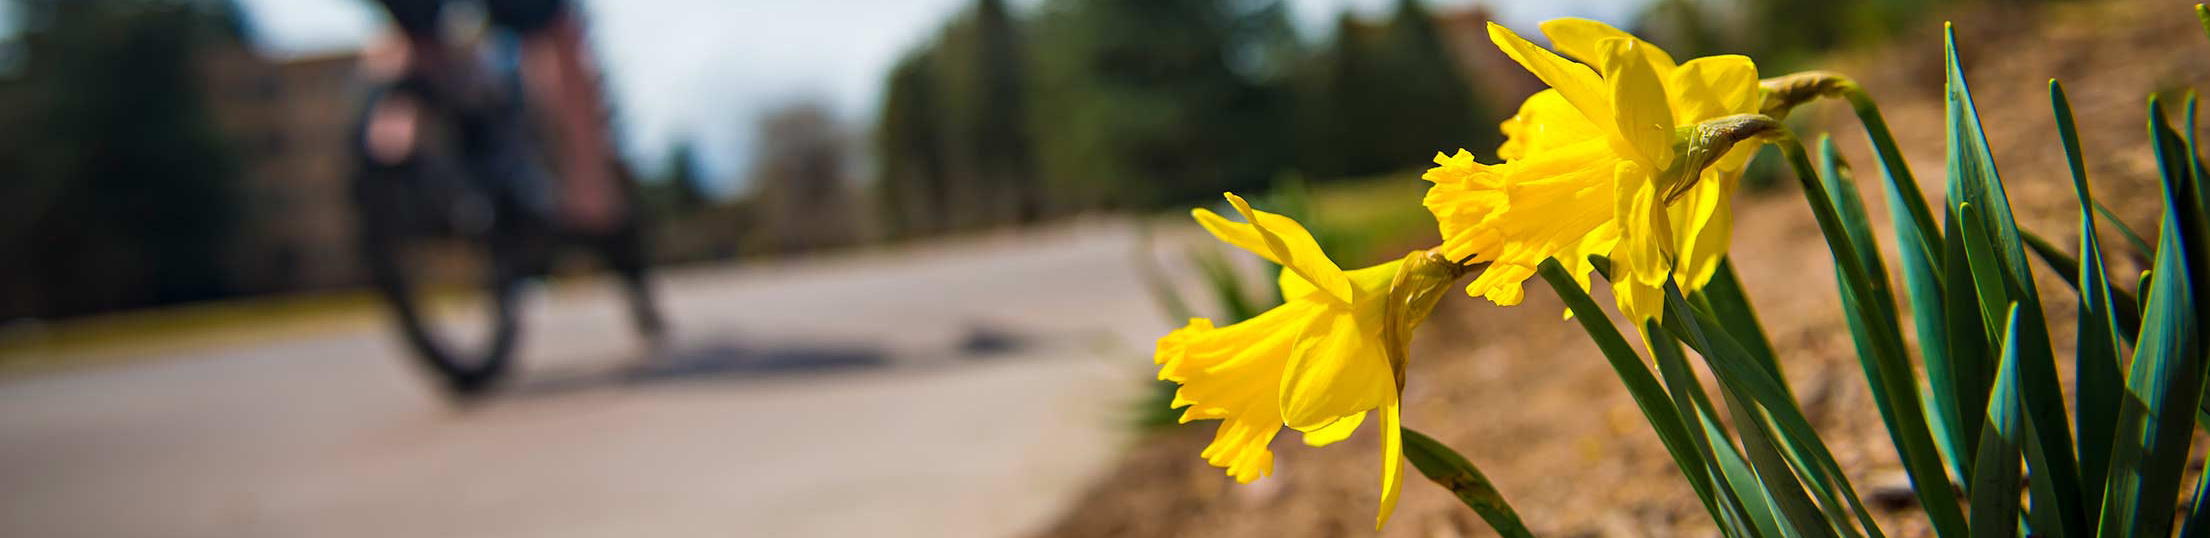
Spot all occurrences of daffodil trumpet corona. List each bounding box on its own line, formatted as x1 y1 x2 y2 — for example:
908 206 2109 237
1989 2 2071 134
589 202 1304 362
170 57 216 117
1154 193 1467 529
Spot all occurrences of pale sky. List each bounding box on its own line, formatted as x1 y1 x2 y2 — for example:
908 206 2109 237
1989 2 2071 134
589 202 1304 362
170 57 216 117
230 0 1646 192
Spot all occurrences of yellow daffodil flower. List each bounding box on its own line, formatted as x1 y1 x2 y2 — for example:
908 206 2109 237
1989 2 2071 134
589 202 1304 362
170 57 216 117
1423 18 1764 322
1155 193 1407 528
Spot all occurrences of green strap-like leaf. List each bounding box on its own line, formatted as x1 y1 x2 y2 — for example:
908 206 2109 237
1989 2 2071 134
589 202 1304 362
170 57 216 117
1967 304 2025 538
2138 270 2156 323
2093 199 2156 262
1648 328 1789 538
1870 122 1973 482
1401 428 1534 538
1956 203 2013 345
1819 137 1902 318
2095 95 2207 538
1942 25 2036 302
1944 32 2090 535
2016 229 2142 342
1699 261 1868 534
1660 278 1888 538
2182 457 2210 538
1537 258 1727 526
1780 136 1964 537
1941 207 1995 472
2048 80 2127 508
1829 60 1986 491
1702 416 1782 538
1664 320 1845 538
2183 365 2210 538
1699 260 1786 380
2199 3 2209 43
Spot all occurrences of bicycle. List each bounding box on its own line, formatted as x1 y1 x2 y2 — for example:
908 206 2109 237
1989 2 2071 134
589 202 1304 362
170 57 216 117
346 29 665 399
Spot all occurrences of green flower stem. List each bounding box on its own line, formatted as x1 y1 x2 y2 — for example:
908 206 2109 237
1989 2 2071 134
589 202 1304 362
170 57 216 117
1839 81 1947 256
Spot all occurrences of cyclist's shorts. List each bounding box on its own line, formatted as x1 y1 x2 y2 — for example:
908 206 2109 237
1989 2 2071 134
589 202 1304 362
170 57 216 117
376 0 568 38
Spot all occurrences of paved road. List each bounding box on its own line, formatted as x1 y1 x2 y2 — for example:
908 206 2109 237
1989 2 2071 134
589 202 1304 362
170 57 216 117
0 221 1185 537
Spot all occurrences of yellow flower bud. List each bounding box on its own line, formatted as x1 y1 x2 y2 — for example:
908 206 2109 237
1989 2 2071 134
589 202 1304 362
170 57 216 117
1758 70 1855 120
1663 113 1783 204
1382 249 1473 394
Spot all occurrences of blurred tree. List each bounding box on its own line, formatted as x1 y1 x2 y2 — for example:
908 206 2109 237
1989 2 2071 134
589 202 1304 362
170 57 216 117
1026 0 1299 210
0 0 247 319
1298 0 1493 177
1634 0 1955 70
936 0 1040 225
643 141 710 220
874 51 954 239
874 0 1500 234
873 0 1045 238
746 102 857 254
1632 0 1726 60
1744 0 1850 68
641 142 753 264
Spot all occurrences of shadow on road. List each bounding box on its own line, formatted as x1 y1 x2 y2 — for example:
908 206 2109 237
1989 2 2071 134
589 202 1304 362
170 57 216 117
498 323 1037 400
626 342 891 382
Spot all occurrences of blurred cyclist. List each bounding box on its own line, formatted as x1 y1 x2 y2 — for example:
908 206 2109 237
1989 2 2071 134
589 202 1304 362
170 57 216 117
364 0 623 233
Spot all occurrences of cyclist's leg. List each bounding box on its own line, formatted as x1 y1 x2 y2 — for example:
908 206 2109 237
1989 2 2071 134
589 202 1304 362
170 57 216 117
489 0 662 350
367 0 479 100
361 0 445 166
596 206 668 343
487 0 625 234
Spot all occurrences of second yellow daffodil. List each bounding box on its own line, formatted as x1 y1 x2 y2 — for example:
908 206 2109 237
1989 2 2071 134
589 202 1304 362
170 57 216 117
1155 193 1407 529
1423 18 1764 322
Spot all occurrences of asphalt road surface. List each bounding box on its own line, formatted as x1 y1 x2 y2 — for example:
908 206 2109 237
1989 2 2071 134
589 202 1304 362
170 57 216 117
0 221 1189 537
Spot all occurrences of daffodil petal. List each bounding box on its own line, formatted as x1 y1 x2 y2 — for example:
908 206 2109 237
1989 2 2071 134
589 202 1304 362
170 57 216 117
1278 307 1394 431
1278 267 1314 300
1224 193 1354 304
1301 410 1366 447
1667 168 1736 291
1539 17 1676 72
1613 273 1669 328
1347 260 1406 294
1667 55 1760 124
1375 401 1405 530
1598 37 1676 172
1192 207 1281 265
1609 161 1673 323
1499 89 1606 162
1281 259 1400 303
1611 162 1670 273
1566 223 1622 291
1488 22 1613 135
